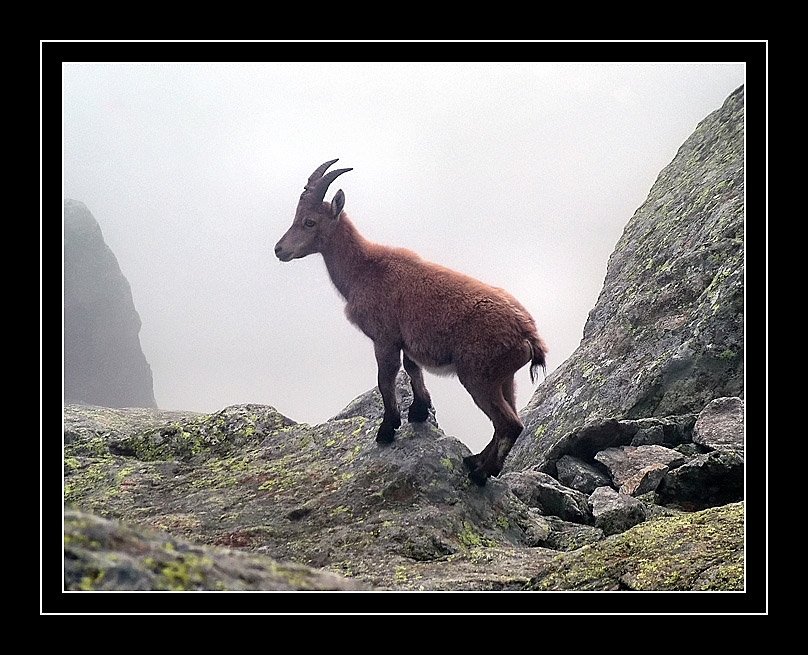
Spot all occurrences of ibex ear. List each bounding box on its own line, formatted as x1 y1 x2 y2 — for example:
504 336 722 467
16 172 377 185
331 189 345 220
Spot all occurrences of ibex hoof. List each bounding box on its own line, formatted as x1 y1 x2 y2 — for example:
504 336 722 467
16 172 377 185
376 418 399 443
407 401 430 423
375 429 395 443
463 453 490 485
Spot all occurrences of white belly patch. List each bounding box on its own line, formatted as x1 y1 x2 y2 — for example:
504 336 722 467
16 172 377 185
404 351 457 377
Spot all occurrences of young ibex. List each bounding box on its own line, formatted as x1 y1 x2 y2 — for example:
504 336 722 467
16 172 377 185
275 160 548 484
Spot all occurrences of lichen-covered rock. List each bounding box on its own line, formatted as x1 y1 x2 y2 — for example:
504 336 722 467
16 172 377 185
62 373 745 590
64 508 369 590
508 86 744 473
527 502 744 591
63 374 554 589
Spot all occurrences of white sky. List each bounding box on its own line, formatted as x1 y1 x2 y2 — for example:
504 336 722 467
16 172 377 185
62 59 746 452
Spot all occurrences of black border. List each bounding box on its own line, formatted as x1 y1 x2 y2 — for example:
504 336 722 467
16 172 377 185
43 40 768 616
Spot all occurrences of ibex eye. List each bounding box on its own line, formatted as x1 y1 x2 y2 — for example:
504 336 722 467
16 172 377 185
303 218 316 228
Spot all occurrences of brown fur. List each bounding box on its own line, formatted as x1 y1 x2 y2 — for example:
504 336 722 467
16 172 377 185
275 161 547 484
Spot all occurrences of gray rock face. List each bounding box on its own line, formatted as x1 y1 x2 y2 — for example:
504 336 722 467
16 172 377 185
64 200 156 408
507 86 744 474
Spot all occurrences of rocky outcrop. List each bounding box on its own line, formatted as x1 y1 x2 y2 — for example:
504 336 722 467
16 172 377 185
63 376 743 591
64 200 156 408
507 86 744 473
64 381 557 590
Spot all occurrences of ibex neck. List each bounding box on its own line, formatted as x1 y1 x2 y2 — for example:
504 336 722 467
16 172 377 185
320 215 372 300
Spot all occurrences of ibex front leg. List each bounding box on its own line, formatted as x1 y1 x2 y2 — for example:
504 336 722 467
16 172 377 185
375 342 402 442
402 352 432 422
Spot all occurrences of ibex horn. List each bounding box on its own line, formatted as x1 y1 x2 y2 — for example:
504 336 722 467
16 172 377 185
302 159 352 204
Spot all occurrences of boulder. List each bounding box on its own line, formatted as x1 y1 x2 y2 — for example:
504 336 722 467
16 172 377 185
594 444 686 488
618 462 669 497
588 486 646 536
64 508 369 591
656 449 744 510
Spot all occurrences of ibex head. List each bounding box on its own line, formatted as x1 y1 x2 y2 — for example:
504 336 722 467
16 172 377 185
274 159 352 262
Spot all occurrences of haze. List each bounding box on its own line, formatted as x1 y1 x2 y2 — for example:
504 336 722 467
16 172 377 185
62 61 745 452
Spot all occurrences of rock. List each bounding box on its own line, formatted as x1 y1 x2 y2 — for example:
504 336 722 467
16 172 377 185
619 463 669 496
508 86 744 473
693 397 744 454
630 423 666 446
656 450 744 510
61 376 744 590
555 454 612 494
588 486 647 536
500 469 592 523
64 199 157 409
530 415 697 478
594 444 686 488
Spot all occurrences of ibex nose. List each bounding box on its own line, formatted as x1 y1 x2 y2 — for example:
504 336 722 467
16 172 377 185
275 243 292 262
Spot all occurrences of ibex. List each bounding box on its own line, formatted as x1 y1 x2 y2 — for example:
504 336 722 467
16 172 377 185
275 160 547 484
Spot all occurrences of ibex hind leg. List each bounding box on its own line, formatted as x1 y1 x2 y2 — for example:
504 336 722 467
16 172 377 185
460 374 524 485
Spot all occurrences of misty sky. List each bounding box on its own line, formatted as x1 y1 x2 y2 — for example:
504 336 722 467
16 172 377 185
62 59 745 452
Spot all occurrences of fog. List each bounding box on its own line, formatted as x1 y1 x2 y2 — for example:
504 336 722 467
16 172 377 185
62 61 745 452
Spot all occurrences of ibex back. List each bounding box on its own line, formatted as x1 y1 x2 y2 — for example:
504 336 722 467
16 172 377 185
275 160 548 484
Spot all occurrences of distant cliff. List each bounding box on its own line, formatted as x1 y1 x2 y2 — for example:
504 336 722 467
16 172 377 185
64 200 156 408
